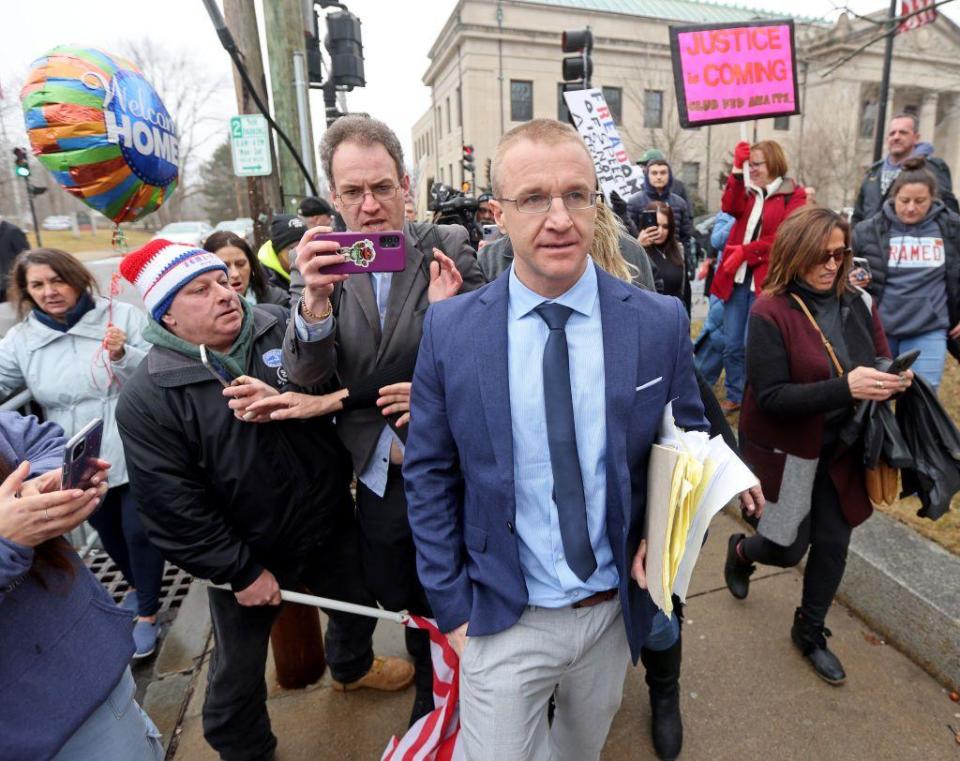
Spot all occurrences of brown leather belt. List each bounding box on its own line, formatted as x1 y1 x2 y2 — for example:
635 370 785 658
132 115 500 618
571 588 618 609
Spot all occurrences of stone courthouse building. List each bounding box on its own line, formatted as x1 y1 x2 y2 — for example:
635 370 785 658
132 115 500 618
411 0 960 214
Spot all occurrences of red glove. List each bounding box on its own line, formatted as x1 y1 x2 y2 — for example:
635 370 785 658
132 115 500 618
719 245 744 275
733 141 751 170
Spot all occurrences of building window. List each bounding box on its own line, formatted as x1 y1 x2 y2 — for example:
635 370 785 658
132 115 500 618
644 90 663 128
456 87 462 128
680 161 700 192
602 87 623 124
446 97 451 134
436 106 443 135
449 164 454 187
773 115 790 131
511 80 533 122
860 98 878 139
903 103 919 116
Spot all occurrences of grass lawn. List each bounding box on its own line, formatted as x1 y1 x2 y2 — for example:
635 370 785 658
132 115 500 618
690 317 960 556
27 229 153 261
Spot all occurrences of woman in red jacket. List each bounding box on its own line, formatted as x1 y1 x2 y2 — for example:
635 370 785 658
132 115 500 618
711 140 807 412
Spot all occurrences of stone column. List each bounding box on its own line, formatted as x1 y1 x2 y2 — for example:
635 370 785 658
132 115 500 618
919 91 939 141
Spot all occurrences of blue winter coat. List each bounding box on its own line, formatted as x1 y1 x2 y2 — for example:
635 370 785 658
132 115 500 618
0 412 134 761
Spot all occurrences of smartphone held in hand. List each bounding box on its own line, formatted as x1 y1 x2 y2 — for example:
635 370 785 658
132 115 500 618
852 256 872 282
61 418 103 490
482 224 502 243
311 231 406 275
200 345 237 388
639 210 658 231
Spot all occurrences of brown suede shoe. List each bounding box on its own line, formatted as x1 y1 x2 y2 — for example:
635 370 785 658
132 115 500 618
331 656 414 692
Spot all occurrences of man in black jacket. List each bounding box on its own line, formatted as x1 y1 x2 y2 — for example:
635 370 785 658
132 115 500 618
851 112 958 225
116 239 412 761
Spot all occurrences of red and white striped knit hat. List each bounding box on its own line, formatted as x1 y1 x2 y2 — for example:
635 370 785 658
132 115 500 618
119 239 227 321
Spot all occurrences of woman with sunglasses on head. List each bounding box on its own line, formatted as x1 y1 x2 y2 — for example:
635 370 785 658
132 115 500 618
724 206 912 685
851 157 960 392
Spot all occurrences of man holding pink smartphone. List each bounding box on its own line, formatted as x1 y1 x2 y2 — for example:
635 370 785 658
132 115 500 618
283 114 485 726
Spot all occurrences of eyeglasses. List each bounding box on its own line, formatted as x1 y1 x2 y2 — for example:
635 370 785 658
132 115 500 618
817 247 852 266
496 190 600 214
336 184 401 206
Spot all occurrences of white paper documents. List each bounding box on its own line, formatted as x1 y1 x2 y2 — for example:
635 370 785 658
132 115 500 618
643 402 759 614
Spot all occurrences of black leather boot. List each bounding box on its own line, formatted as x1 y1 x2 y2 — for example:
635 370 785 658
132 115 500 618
640 634 683 761
790 608 846 685
723 533 755 600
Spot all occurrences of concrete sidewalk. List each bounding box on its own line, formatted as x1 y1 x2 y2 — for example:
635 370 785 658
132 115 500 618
168 511 960 761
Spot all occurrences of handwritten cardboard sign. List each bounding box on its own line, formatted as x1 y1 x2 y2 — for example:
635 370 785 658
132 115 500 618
563 88 645 202
669 20 800 128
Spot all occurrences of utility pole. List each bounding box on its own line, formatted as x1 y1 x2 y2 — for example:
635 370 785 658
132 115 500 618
223 0 283 248
873 0 899 163
263 0 316 212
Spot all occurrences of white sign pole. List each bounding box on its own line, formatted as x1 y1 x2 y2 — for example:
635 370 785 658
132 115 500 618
206 583 409 624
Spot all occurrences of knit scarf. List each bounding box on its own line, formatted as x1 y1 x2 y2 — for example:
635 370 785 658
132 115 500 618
734 175 784 288
32 291 95 333
142 298 256 378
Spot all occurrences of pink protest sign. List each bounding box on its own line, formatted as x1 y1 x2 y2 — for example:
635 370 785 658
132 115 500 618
669 20 800 128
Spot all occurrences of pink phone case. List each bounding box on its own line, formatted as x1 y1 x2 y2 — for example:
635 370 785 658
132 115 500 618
312 231 406 274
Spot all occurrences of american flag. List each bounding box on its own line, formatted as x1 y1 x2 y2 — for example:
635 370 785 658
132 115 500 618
381 615 465 761
898 0 937 33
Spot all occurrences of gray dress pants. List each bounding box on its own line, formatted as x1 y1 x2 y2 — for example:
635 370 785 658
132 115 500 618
459 596 630 761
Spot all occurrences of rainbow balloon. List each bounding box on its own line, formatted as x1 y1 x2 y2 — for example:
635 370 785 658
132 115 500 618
20 45 178 225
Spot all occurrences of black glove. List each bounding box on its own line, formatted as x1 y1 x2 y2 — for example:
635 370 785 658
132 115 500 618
609 190 627 217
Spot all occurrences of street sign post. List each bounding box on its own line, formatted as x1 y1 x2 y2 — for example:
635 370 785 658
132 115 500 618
229 114 272 177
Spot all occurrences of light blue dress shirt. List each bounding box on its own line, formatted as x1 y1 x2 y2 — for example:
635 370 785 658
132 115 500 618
359 272 403 497
507 260 619 607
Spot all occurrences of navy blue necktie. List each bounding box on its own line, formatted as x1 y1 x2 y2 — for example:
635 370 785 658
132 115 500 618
534 302 597 583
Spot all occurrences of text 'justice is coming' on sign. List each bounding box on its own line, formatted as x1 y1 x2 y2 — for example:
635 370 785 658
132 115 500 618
669 20 801 128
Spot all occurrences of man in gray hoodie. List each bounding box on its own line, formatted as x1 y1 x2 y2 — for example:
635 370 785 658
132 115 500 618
851 113 957 225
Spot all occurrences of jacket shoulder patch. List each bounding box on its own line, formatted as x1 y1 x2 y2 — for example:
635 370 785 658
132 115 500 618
262 349 283 368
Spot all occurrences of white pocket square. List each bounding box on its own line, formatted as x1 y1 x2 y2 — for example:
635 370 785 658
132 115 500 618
635 377 663 392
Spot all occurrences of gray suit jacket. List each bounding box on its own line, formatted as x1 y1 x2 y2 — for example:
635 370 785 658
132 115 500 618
477 233 656 291
284 221 485 473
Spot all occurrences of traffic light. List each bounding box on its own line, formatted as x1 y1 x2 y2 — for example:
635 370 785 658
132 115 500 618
461 144 475 174
325 10 365 90
561 28 593 89
13 147 30 178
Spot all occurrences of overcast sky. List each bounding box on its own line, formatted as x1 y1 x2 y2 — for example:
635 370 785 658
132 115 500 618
3 0 957 178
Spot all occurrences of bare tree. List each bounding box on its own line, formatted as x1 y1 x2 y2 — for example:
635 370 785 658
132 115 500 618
621 87 698 166
119 39 230 225
790 119 866 209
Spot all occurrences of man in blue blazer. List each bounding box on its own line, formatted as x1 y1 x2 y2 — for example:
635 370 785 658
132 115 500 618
404 120 746 761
